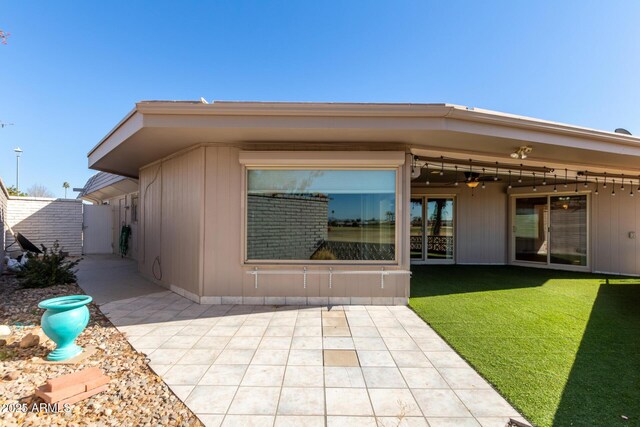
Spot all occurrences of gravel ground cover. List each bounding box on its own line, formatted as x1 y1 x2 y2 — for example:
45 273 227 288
0 272 202 427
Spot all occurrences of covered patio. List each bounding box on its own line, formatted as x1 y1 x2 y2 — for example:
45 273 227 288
83 101 640 306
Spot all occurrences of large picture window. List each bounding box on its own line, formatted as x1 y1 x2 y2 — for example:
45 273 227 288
246 169 397 261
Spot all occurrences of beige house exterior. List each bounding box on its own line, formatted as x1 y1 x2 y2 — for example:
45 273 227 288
86 101 640 304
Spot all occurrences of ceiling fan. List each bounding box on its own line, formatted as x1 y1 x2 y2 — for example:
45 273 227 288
437 171 502 188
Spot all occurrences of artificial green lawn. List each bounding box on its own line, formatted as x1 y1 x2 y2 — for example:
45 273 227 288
409 265 640 427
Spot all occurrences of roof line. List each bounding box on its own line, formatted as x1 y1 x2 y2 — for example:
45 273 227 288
88 100 640 159
87 107 137 156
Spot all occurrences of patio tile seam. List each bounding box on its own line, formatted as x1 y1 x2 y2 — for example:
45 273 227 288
391 309 482 421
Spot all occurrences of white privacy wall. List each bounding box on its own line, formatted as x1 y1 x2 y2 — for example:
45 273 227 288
6 197 83 256
0 180 8 268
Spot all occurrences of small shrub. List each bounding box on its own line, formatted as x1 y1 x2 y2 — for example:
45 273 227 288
17 241 81 288
311 248 337 260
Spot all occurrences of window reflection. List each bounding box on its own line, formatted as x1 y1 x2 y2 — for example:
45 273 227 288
247 170 396 261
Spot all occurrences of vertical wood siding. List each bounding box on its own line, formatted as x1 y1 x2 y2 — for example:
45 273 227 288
592 187 639 275
138 147 204 294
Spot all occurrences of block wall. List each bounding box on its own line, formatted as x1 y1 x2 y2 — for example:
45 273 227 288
6 197 83 256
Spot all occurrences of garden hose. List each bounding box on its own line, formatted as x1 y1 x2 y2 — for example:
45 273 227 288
119 224 132 257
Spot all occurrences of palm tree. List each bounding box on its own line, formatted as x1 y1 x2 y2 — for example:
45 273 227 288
63 182 70 198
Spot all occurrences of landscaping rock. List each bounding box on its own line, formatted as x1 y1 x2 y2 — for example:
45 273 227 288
19 332 40 348
4 370 19 381
0 274 203 426
0 324 11 337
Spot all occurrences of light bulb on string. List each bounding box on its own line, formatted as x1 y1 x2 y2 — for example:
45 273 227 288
454 166 459 186
595 178 599 195
508 170 512 189
439 156 444 176
612 179 616 196
518 165 523 183
564 168 568 188
532 172 537 192
603 173 607 188
553 174 558 192
481 168 486 189
494 162 499 181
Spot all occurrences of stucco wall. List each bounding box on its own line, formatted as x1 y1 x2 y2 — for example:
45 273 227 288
247 194 328 260
6 197 83 256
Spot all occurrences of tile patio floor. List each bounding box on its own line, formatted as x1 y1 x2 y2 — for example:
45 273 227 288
97 290 531 427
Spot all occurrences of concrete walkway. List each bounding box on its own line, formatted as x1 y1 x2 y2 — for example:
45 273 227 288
77 255 165 304
78 256 530 427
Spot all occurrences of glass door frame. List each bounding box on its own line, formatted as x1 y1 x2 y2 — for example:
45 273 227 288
410 194 456 265
509 191 591 271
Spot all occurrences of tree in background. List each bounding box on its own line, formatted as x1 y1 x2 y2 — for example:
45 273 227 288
63 182 70 198
26 184 54 198
7 186 27 196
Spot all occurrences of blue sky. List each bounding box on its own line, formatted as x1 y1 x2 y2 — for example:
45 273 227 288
1 1 639 197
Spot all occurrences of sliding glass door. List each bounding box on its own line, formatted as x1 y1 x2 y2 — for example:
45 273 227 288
411 196 455 263
410 198 424 260
512 194 588 268
514 197 548 263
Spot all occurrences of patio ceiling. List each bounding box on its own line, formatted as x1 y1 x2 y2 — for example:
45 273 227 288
88 101 640 178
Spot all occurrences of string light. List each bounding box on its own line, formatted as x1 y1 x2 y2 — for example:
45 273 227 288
518 165 523 183
413 155 635 198
425 163 430 185
612 179 616 196
532 172 537 192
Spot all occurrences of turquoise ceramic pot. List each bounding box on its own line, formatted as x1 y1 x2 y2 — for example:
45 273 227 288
38 295 93 361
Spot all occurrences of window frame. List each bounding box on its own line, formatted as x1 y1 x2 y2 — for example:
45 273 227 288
130 194 139 223
242 165 401 265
